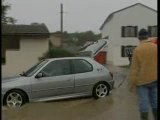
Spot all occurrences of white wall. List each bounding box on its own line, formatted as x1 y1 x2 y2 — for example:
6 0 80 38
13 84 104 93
2 37 49 77
50 35 62 47
101 4 157 66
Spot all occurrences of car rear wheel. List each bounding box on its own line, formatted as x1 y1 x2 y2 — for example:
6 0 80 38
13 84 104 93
93 82 109 99
5 90 26 108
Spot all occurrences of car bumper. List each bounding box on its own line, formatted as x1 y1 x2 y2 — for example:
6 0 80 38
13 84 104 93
1 93 4 105
108 80 115 90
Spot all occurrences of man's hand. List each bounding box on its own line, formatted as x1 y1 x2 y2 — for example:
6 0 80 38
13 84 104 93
128 82 136 93
129 85 136 92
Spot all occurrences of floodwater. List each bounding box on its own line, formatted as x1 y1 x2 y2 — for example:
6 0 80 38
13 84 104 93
2 65 154 120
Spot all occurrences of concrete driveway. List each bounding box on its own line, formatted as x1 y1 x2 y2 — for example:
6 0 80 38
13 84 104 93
2 64 154 120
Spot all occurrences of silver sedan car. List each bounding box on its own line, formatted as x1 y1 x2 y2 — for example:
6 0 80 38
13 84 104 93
2 57 114 108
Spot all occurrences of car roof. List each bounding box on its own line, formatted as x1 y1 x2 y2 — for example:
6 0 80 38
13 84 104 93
45 57 92 61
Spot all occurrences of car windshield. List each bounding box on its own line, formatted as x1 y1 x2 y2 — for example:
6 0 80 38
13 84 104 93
20 60 49 77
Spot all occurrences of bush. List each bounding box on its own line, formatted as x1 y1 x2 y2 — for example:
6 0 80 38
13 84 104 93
39 48 75 60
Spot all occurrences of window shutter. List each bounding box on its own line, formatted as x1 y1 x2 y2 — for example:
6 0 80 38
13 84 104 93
155 26 157 37
121 26 125 37
152 26 157 37
135 26 138 37
121 46 125 57
148 26 151 37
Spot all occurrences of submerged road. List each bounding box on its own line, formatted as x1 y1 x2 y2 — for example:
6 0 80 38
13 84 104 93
2 64 154 120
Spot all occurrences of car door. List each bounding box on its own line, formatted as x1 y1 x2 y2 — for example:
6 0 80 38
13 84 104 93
72 59 95 95
31 59 74 100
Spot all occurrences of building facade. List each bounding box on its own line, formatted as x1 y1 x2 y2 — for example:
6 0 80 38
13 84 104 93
2 24 50 77
100 3 157 66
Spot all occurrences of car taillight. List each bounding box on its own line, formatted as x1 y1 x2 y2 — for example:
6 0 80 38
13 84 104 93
109 72 113 79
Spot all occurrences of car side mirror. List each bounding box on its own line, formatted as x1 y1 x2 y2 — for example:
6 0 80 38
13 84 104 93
35 72 43 79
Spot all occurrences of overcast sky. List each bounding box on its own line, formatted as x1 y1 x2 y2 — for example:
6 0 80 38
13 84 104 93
6 0 157 33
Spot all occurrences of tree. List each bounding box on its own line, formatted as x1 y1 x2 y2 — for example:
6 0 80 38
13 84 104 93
2 0 16 24
73 31 101 46
39 48 75 60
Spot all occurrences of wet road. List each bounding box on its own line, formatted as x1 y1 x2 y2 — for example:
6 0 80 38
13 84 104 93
2 65 154 120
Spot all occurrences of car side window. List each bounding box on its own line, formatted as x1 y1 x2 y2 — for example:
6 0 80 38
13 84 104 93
72 59 93 74
40 60 71 77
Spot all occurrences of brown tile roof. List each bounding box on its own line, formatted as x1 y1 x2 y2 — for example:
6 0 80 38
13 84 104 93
2 23 50 36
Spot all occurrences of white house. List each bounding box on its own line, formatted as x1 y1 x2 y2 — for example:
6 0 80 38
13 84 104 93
100 3 157 66
50 32 62 47
2 23 50 77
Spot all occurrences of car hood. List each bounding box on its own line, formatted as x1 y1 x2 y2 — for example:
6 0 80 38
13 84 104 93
2 76 26 83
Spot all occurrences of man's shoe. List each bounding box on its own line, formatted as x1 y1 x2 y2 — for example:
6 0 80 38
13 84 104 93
140 112 148 120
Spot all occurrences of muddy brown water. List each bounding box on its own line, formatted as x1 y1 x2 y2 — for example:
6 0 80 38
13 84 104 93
2 65 154 120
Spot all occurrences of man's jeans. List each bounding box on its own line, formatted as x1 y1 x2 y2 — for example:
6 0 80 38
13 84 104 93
136 81 157 112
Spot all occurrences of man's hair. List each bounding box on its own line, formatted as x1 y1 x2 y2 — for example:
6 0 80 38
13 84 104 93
138 28 149 40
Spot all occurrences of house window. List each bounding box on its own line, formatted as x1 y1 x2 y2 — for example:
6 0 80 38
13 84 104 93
122 26 138 37
7 38 20 50
148 26 157 37
2 58 6 65
121 46 137 57
2 37 20 65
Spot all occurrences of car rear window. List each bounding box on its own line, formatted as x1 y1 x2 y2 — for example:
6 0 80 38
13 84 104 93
72 59 93 74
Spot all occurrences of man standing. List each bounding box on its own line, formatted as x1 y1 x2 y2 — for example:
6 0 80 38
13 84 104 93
128 29 157 120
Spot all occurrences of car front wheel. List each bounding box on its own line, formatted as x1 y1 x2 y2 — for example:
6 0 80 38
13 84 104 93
93 82 109 99
4 90 26 108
